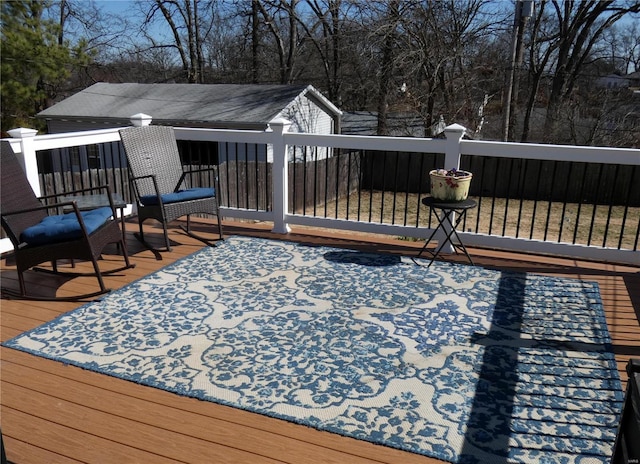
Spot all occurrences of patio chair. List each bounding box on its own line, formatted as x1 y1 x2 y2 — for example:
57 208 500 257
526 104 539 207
0 141 134 301
119 125 224 252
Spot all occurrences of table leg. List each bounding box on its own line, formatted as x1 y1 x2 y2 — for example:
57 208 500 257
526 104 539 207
417 208 474 266
437 212 474 266
417 217 443 259
417 209 457 266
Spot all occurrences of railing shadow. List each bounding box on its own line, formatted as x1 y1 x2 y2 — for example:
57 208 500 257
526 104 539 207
458 270 623 463
323 250 401 266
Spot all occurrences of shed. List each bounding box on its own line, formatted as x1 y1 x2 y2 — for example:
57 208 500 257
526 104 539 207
36 82 342 167
38 82 341 133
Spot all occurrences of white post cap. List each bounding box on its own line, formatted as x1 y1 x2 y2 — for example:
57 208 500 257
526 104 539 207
130 113 153 127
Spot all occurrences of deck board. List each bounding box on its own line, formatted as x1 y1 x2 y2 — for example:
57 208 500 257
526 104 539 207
2 353 410 464
2 219 638 464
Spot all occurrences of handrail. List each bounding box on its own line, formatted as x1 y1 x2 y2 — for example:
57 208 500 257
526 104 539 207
461 139 639 164
2 115 639 265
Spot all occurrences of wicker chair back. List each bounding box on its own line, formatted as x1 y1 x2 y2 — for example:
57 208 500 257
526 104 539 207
119 125 224 252
0 141 47 244
0 141 134 300
119 125 184 197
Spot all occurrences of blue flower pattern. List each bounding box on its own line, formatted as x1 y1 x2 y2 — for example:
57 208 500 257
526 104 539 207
2 236 623 464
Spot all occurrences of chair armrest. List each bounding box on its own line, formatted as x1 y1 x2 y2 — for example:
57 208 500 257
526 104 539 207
176 166 219 192
39 185 119 215
2 201 78 218
39 184 113 201
4 194 117 227
129 174 164 206
130 174 157 182
182 166 219 176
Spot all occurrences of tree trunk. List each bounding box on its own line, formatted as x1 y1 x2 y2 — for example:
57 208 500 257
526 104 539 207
251 0 260 83
541 0 637 142
376 0 400 136
255 0 300 84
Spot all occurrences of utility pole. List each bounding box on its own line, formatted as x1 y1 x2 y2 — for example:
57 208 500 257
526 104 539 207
502 0 533 142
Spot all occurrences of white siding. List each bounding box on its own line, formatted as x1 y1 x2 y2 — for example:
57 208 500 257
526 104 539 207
276 95 335 162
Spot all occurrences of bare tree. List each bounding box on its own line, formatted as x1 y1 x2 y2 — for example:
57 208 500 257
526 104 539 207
141 0 216 83
392 0 498 135
296 0 350 103
253 0 302 84
52 0 139 89
520 0 554 142
55 0 128 55
375 0 400 135
252 0 260 82
607 21 640 72
540 0 640 142
502 0 533 141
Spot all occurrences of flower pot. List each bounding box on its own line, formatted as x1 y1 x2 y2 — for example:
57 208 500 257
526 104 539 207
430 169 472 202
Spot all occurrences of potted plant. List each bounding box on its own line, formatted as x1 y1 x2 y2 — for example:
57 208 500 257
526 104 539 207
429 168 473 202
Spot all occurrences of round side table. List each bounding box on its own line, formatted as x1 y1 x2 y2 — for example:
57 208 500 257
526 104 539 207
417 197 477 266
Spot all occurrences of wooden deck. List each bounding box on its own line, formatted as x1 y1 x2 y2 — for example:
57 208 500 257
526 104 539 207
2 219 639 464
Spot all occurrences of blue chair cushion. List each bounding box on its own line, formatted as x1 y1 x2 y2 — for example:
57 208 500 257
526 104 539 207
140 187 215 206
21 207 114 246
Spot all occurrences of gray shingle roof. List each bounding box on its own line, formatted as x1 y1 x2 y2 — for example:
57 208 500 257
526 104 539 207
37 83 326 127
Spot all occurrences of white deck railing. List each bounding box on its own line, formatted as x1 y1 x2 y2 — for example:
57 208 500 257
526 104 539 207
3 116 639 265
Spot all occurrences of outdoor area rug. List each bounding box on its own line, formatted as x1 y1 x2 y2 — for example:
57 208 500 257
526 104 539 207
3 236 624 463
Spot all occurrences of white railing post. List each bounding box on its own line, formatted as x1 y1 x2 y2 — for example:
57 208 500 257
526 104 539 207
130 113 153 127
435 123 467 254
7 127 41 196
443 123 466 170
269 118 292 234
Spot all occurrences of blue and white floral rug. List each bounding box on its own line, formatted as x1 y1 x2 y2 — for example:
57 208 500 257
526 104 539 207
3 236 623 463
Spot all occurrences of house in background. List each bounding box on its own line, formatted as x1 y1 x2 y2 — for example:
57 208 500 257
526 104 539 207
596 74 631 89
36 82 342 170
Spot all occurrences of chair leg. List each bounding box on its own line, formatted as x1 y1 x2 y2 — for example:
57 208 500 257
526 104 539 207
138 219 145 242
162 222 172 252
17 269 27 298
132 218 167 258
5 264 112 302
89 255 108 294
217 213 224 240
119 237 135 270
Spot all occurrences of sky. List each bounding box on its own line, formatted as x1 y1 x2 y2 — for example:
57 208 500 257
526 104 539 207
91 0 174 48
97 0 143 13
87 0 639 70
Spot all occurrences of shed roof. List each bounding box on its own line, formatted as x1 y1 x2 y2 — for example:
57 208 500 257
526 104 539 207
37 83 340 129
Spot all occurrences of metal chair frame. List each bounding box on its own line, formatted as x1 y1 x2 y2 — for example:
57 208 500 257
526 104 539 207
119 126 224 254
0 141 134 301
